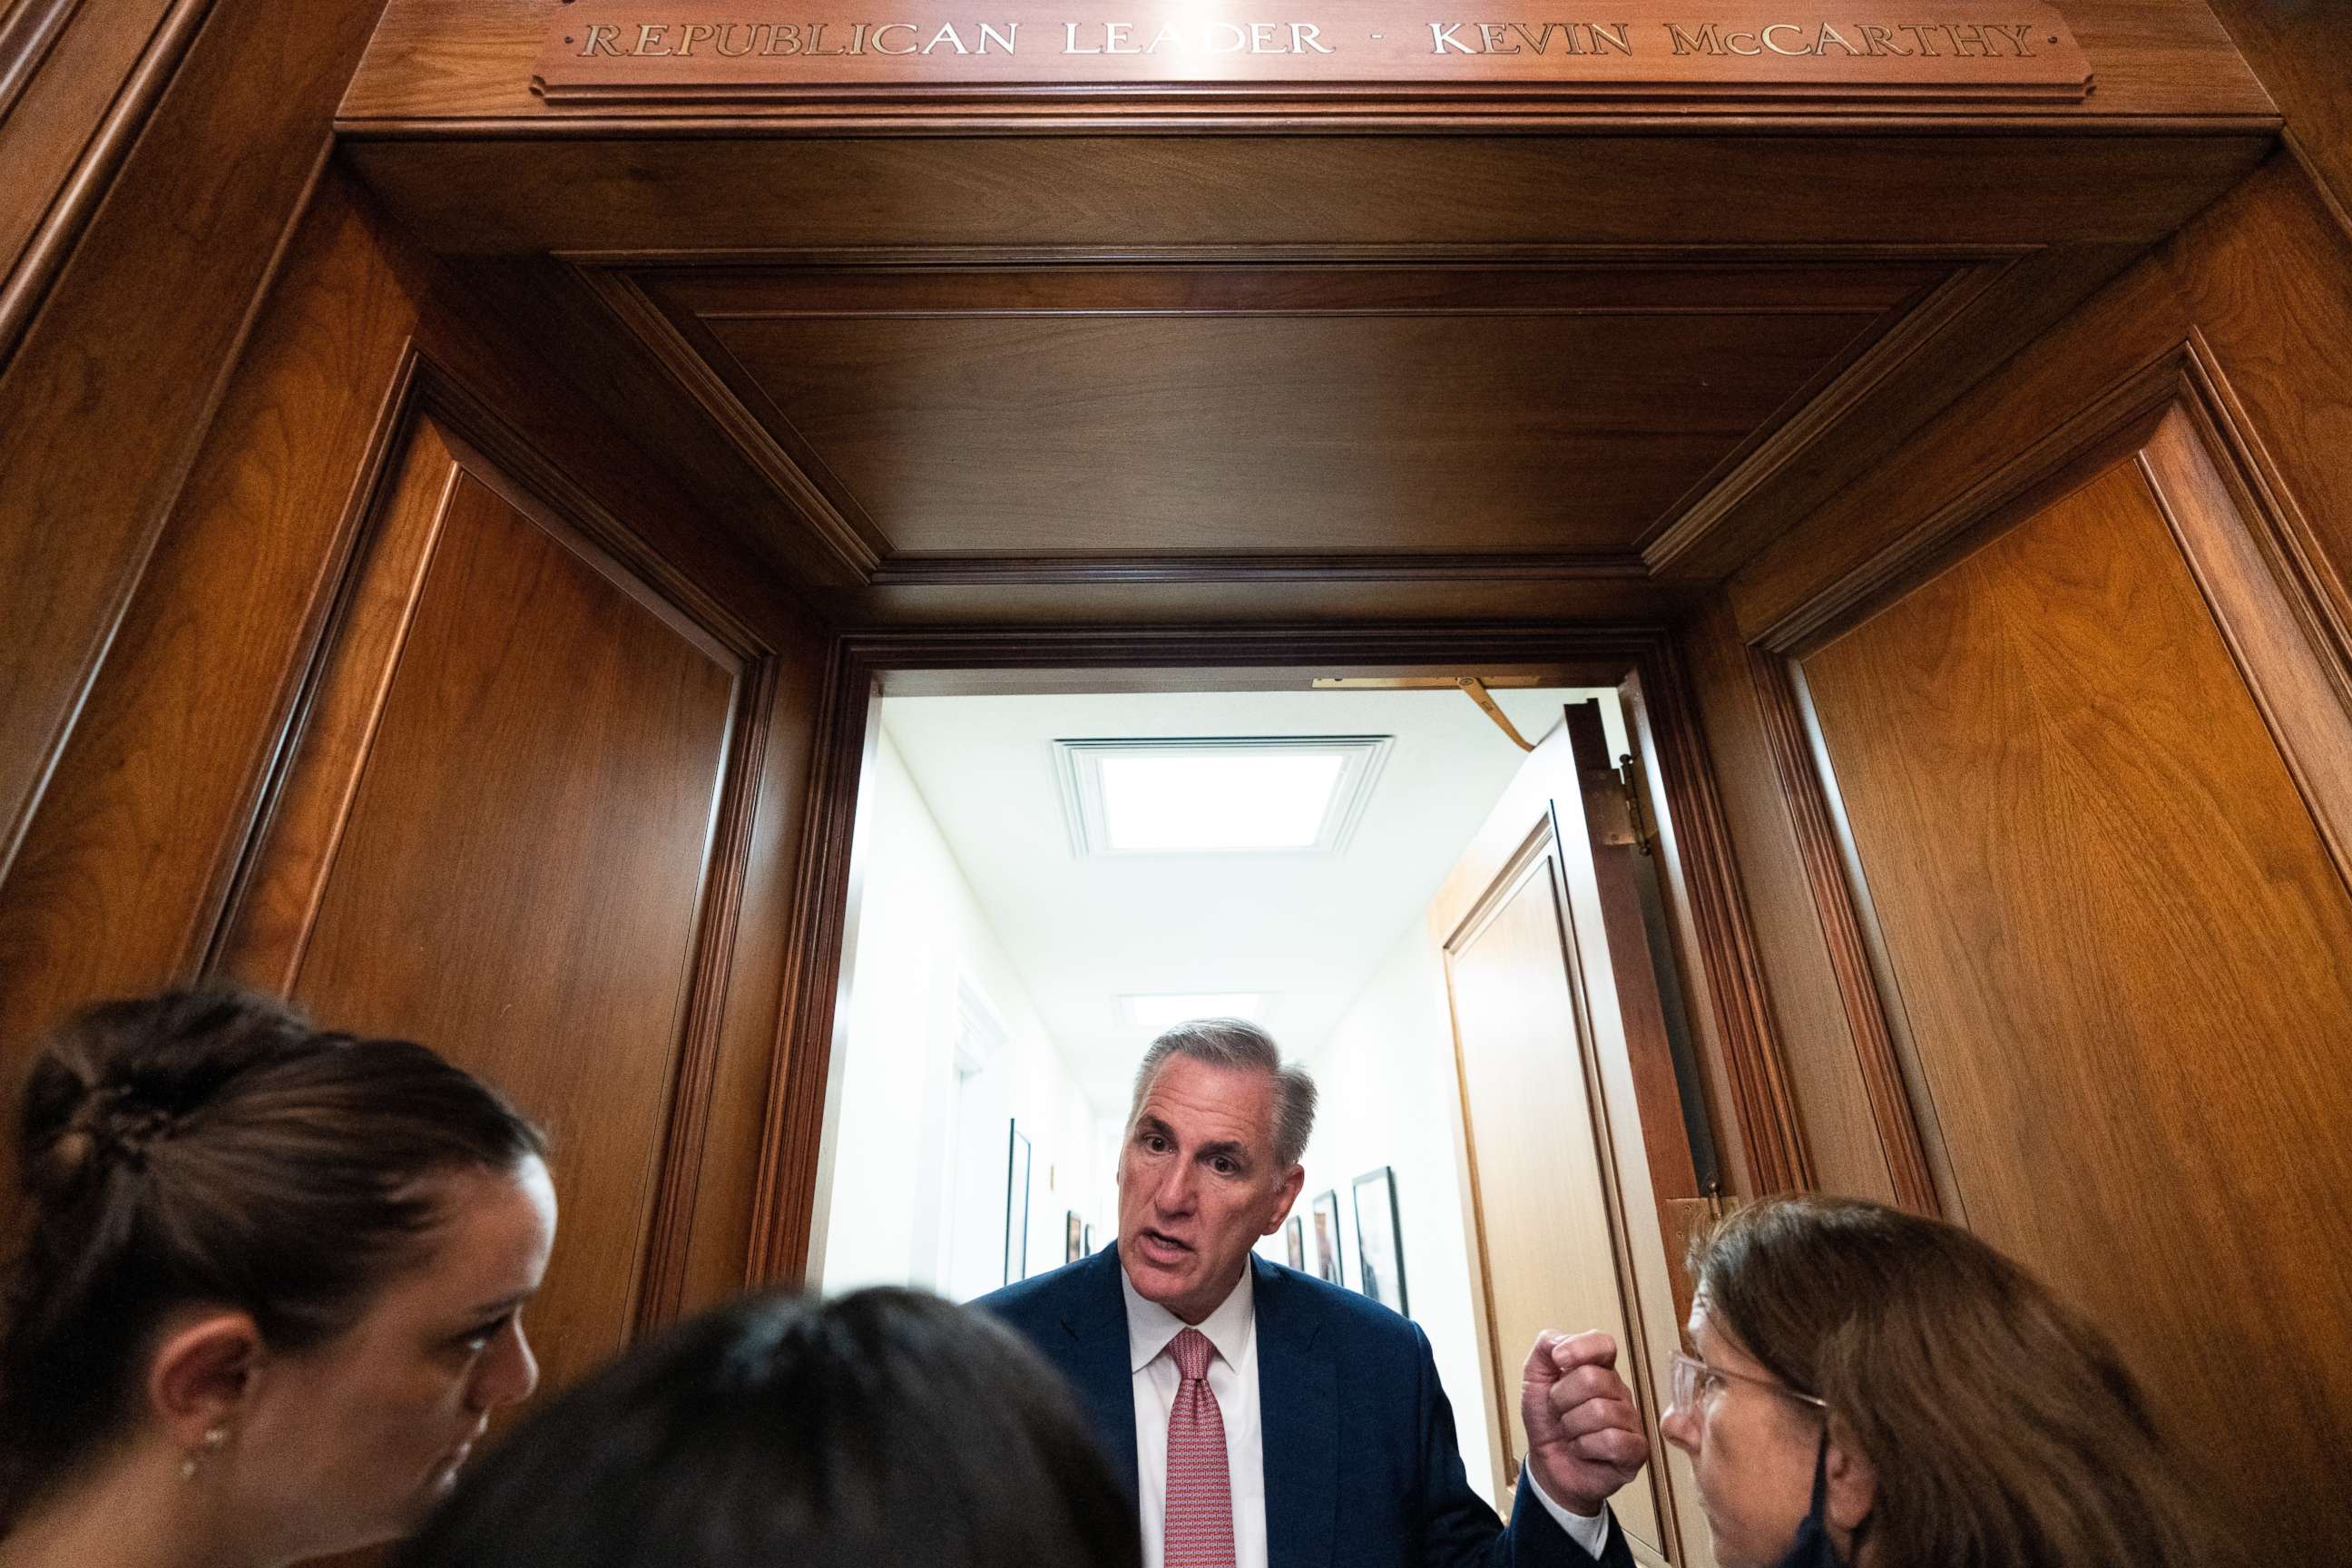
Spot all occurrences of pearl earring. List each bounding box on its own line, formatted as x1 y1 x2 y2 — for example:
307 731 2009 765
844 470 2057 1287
181 1424 228 1482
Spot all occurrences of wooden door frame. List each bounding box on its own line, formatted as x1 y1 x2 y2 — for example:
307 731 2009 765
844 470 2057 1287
744 620 1808 1286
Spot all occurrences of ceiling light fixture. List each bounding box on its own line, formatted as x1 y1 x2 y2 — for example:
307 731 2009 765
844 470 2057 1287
1054 735 1392 858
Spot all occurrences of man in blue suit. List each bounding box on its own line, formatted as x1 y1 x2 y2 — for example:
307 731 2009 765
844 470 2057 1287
981 1019 1643 1568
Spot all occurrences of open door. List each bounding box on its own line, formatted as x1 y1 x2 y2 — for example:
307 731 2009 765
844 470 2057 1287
1431 700 1709 1568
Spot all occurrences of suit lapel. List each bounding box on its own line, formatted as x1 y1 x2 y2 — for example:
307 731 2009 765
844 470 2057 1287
1063 1246 1142 1498
1255 1258 1338 1568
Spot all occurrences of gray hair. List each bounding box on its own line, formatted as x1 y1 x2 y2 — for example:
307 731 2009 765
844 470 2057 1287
1125 1018 1318 1170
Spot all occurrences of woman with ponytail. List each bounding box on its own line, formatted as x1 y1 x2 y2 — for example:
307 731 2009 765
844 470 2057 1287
0 988 556 1568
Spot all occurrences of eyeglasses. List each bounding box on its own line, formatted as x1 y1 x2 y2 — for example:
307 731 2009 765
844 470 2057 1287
1668 1350 1828 1420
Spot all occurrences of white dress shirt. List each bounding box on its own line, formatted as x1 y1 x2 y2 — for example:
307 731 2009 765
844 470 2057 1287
1125 1263 1269 1568
1118 1262 1613 1566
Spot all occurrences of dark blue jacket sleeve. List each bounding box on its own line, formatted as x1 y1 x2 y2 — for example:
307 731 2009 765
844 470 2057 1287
1409 1323 1635 1568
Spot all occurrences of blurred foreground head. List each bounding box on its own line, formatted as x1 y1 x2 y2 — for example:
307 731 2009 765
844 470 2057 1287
397 1287 1142 1568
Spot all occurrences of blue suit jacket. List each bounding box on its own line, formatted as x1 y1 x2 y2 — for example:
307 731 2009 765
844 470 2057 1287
979 1247 1632 1568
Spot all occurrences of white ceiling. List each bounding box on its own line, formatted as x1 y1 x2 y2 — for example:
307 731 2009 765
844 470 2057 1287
877 686 1619 1112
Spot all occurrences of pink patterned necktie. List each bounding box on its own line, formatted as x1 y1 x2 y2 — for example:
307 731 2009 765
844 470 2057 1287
1162 1327 1236 1568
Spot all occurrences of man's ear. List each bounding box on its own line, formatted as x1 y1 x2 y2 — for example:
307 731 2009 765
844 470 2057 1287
148 1310 263 1449
1823 1422 1878 1537
1262 1163 1308 1234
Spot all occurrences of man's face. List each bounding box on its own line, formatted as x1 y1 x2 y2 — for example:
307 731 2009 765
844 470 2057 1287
1116 1054 1305 1324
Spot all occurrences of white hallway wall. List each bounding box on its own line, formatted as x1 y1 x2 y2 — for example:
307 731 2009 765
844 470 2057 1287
817 728 1113 1298
1282 914 1502 1505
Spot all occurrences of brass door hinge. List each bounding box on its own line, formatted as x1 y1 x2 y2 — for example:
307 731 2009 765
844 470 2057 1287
1617 751 1656 856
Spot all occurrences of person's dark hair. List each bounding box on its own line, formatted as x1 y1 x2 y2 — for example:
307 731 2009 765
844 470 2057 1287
1689 1195 2228 1568
1 987 545 1525
396 1288 1142 1568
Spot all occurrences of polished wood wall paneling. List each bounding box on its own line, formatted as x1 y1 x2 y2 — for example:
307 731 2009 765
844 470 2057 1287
597 255 1953 597
0 167 833 1332
2203 0 2352 225
1730 158 2352 652
348 0 2266 125
211 412 752 1391
0 0 389 894
0 0 204 355
0 173 421 1055
1666 601 1894 1203
749 625 1808 1278
333 0 2278 629
1614 656 1802 1199
1742 653 1943 1215
1795 446 2352 1559
1686 142 2352 1557
336 30 2277 625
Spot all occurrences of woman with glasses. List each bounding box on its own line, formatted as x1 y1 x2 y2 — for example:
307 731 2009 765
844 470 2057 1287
1659 1195 2226 1568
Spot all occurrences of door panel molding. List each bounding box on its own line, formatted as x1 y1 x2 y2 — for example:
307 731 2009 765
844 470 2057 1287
1745 651 1942 1216
1620 646 1810 1196
207 364 779 1358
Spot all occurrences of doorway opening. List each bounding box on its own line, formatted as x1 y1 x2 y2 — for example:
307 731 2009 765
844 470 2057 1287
800 646 1733 1566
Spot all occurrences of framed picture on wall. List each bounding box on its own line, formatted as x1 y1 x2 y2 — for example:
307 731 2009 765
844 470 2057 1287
1310 1190 1344 1286
1083 1223 1098 1256
1352 1166 1408 1316
1065 1210 1084 1264
1284 1214 1306 1270
1004 1122 1031 1286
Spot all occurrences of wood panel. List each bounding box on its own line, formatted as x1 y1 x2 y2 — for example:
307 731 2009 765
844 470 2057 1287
1667 597 1893 1201
1798 456 2352 1558
697 290 1907 558
0 0 197 355
345 0 2269 125
0 163 835 1325
338 136 2276 260
1432 715 1696 1564
218 428 745 1393
1730 156 2352 647
0 0 387 887
1743 652 1942 1214
2203 0 2352 223
333 66 2274 623
0 174 417 1054
1448 847 1668 1561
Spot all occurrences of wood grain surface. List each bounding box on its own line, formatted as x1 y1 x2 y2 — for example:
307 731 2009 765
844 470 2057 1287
0 162 836 1367
1669 597 1891 1202
1800 456 2352 1558
0 0 194 355
687 270 1914 559
0 0 387 890
1730 157 2352 643
346 0 2267 124
2204 0 2352 226
229 446 741 1397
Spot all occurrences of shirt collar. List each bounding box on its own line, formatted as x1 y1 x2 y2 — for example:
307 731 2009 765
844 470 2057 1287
1121 1253 1256 1374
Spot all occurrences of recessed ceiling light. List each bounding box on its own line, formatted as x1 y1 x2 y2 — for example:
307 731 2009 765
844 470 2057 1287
1120 992 1271 1035
1055 736 1391 858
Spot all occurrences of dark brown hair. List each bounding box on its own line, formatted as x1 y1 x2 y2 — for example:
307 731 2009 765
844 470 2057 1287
1690 1195 2228 1568
1 988 545 1525
396 1288 1142 1568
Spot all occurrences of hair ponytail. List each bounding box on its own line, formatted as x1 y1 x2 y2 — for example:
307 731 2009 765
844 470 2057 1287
1 988 544 1527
